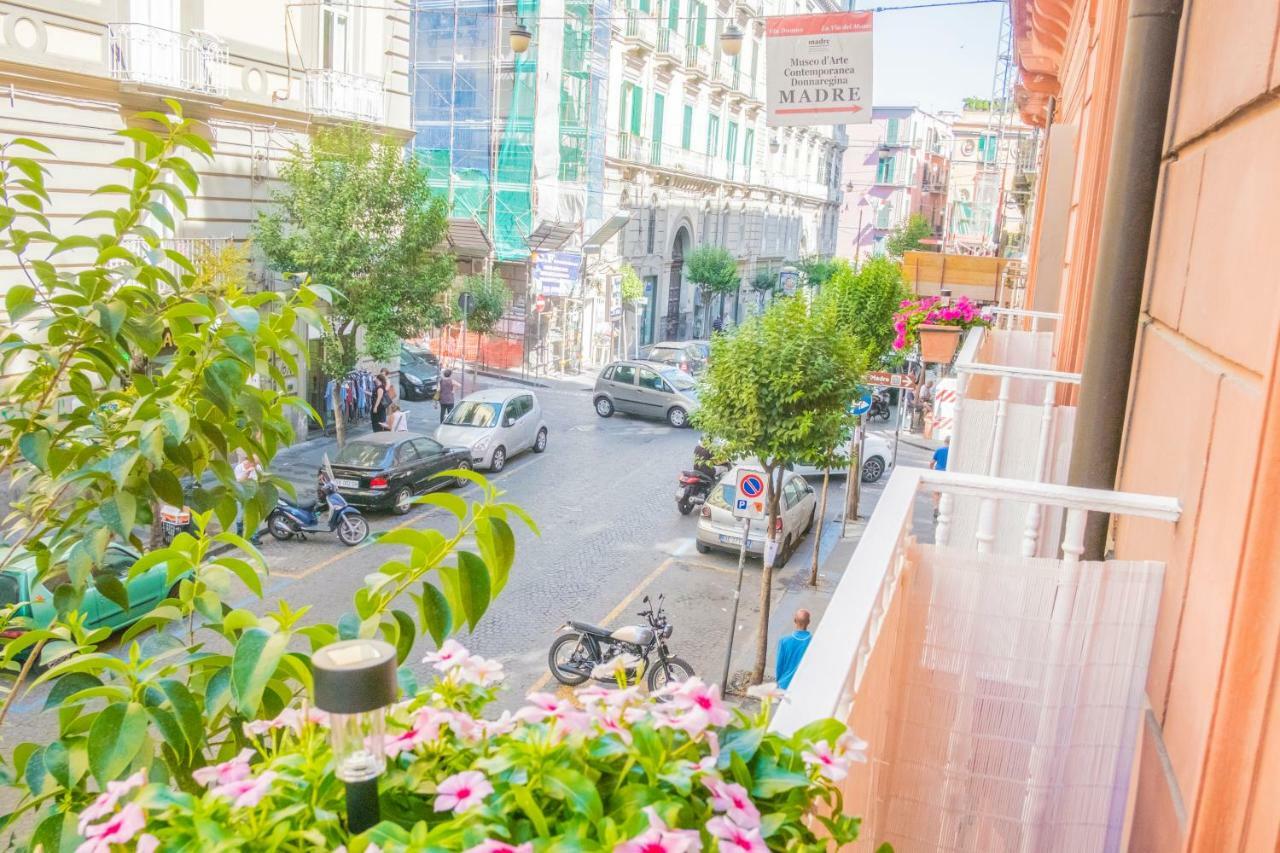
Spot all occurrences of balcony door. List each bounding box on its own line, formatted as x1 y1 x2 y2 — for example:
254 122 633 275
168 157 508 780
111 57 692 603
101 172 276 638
129 0 180 87
321 0 352 73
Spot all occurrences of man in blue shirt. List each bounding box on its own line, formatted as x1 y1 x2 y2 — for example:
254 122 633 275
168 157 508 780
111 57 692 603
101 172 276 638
776 609 813 689
932 435 951 471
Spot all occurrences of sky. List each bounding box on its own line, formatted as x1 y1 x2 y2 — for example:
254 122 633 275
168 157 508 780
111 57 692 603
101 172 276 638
855 0 1007 114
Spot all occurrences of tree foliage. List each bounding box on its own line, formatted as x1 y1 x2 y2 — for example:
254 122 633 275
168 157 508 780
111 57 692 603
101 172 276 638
823 257 909 363
619 263 644 304
455 273 510 336
0 112 529 849
884 213 933 260
798 255 839 288
685 245 739 296
255 125 455 372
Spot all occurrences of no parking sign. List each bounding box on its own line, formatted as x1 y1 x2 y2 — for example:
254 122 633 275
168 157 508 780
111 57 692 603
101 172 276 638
733 469 767 520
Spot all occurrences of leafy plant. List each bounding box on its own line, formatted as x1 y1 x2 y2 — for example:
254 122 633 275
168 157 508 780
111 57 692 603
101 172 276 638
619 264 644 305
63 644 866 851
892 295 990 352
692 297 865 683
685 245 739 332
797 256 838 288
884 213 933 260
824 258 909 363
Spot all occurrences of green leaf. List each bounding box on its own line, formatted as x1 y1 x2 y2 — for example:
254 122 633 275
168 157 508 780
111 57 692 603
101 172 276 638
10 136 55 154
44 672 103 711
202 359 244 411
417 581 452 646
160 405 190 441
414 491 467 520
749 759 811 798
513 784 552 837
228 305 260 334
93 574 130 612
100 492 137 537
455 550 491 630
88 701 147 784
390 608 415 664
94 300 126 339
544 766 603 824
219 556 264 598
230 627 290 717
116 127 164 156
721 725 764 764
148 469 185 506
5 284 38 321
475 516 515 596
17 430 49 470
792 718 844 749
50 234 99 256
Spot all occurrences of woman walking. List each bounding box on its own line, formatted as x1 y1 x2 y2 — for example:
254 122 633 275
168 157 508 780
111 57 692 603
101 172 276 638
371 373 390 431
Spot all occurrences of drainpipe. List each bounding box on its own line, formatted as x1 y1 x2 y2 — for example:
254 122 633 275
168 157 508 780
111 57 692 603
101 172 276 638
1067 0 1185 559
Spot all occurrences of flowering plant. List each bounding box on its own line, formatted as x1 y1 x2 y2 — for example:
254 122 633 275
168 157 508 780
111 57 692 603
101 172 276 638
891 295 990 351
72 643 866 852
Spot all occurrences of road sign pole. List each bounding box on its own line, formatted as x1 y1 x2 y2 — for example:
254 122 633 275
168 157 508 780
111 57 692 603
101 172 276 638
720 517 750 691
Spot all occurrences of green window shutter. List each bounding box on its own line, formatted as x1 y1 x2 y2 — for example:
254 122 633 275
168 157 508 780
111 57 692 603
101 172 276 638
743 128 754 165
707 115 719 156
652 93 665 145
886 118 899 144
726 121 738 162
666 0 679 31
639 0 650 12
694 3 706 46
682 105 693 149
631 85 644 135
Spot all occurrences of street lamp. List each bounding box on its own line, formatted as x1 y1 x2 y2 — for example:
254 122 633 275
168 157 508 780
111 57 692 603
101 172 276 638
313 639 398 834
769 135 780 155
720 23 744 56
509 20 532 54
854 196 870 272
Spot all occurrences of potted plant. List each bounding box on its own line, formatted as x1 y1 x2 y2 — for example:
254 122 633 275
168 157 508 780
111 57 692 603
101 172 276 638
892 295 990 363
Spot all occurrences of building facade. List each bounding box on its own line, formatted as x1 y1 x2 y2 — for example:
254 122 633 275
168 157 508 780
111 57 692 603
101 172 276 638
837 105 952 264
1013 0 1280 849
942 106 1038 257
0 0 413 436
411 0 844 368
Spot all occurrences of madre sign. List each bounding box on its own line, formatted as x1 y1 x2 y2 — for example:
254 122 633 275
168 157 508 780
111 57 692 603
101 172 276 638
766 11 872 127
733 468 767 521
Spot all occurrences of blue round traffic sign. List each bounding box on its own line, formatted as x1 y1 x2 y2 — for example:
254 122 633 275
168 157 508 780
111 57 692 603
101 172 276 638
739 473 764 497
850 393 872 416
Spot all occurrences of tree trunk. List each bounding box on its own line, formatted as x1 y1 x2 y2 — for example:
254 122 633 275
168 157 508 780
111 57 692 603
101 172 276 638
148 501 165 552
809 465 830 586
331 381 347 448
750 464 784 685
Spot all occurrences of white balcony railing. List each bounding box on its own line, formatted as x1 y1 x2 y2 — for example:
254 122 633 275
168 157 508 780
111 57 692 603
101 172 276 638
305 69 386 123
774 466 1180 852
684 43 711 78
107 23 227 96
656 27 685 63
622 9 657 47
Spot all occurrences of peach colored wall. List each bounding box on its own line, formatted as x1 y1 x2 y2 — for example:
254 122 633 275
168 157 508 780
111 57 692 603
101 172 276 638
1015 0 1280 850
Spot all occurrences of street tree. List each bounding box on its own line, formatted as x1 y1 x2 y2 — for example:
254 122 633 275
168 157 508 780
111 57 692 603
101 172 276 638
0 111 527 846
798 254 839 288
619 262 644 357
685 244 739 332
255 125 455 439
455 273 510 368
885 213 933 259
694 295 865 684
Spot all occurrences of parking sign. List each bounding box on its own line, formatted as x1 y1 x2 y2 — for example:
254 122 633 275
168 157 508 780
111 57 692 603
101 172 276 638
733 469 767 520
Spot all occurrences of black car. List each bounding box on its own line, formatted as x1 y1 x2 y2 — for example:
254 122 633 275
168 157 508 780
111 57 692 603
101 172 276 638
327 432 471 514
399 346 441 401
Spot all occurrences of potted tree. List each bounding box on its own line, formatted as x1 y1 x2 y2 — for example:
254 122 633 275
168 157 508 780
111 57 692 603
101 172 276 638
892 295 990 363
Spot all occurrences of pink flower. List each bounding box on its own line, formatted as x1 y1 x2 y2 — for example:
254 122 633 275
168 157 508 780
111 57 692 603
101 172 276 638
434 770 493 813
77 771 145 835
838 731 870 763
602 685 645 708
592 707 633 745
210 770 278 808
245 706 329 737
422 638 471 671
447 710 484 742
671 678 731 734
482 710 517 738
193 748 255 788
384 708 445 758
136 834 160 853
802 740 853 782
616 807 702 853
703 778 761 828
693 730 721 774
899 299 912 308
746 682 786 704
466 842 533 853
76 803 147 853
515 691 574 725
458 655 504 686
706 816 767 853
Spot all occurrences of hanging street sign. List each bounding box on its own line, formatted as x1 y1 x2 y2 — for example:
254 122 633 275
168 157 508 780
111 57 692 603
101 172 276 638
766 11 873 127
733 469 767 520
865 370 913 389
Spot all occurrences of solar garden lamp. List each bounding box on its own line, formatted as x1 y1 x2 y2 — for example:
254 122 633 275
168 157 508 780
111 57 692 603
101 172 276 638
313 639 398 834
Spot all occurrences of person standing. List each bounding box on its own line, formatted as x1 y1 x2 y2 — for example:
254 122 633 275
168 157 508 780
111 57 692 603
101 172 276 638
371 374 389 432
776 609 814 690
438 369 459 422
233 454 261 545
931 435 950 472
387 402 408 432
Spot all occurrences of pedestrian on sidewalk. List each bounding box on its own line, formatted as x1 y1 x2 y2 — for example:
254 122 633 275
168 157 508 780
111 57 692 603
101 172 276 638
371 373 390 431
233 454 262 545
776 609 813 690
438 369 459 422
387 402 408 432
931 436 950 472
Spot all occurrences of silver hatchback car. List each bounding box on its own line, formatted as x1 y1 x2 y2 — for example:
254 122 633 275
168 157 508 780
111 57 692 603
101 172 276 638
593 360 700 428
434 387 548 472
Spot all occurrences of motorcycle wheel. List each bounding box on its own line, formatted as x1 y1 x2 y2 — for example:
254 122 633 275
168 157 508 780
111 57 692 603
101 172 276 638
647 656 695 692
337 514 369 546
268 514 295 541
548 632 591 686
677 493 695 515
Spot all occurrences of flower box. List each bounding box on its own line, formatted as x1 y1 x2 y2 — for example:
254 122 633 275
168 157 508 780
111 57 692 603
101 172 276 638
918 324 963 363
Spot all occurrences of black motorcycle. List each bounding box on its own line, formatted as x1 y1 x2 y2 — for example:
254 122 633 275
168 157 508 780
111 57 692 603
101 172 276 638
868 390 892 422
548 595 694 692
675 466 723 515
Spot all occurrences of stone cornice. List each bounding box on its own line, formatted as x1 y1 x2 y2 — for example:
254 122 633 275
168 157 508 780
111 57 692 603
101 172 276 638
1010 0 1076 126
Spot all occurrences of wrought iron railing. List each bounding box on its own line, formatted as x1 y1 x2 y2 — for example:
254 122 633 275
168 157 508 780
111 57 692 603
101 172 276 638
107 23 227 96
305 69 386 123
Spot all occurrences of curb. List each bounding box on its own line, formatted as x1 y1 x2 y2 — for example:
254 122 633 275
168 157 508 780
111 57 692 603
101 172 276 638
896 433 941 453
477 369 549 389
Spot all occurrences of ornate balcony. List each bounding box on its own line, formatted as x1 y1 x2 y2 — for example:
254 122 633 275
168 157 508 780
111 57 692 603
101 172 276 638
774 466 1180 851
107 23 227 96
305 69 386 123
683 43 710 80
620 9 657 51
655 27 685 68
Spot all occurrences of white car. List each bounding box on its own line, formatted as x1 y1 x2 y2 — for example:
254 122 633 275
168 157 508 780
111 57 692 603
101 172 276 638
434 388 548 472
695 466 817 565
791 431 896 483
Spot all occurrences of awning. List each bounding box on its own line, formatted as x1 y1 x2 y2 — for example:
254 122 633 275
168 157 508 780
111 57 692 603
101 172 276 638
582 212 630 254
527 220 577 254
445 218 492 258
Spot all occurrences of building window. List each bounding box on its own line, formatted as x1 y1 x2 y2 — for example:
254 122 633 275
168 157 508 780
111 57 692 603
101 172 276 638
681 105 693 150
647 206 657 254
652 93 665 147
665 0 680 32
876 154 894 184
885 117 899 144
321 0 351 72
707 114 720 157
725 121 738 163
621 82 644 135
742 127 754 166
690 1 707 47
978 132 999 163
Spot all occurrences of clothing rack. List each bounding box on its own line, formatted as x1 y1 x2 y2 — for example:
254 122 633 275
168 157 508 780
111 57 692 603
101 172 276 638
322 369 376 435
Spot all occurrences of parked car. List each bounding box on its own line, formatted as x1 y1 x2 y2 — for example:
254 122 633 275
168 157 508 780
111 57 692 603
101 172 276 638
791 431 897 483
399 346 441 401
0 541 190 636
434 388 548 473
329 432 473 514
642 340 710 375
695 466 817 565
593 360 700 427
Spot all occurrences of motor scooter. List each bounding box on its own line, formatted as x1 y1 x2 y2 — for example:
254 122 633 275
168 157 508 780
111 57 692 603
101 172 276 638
675 463 728 515
266 474 369 547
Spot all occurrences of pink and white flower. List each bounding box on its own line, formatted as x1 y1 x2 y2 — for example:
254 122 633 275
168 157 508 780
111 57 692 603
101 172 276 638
193 748 255 788
434 770 493 813
465 841 533 853
745 682 786 704
482 710 517 738
703 777 761 828
705 816 768 853
458 655 504 686
422 638 472 671
77 771 145 835
592 707 633 745
670 678 731 734
692 730 721 774
76 802 147 853
838 731 869 764
135 834 160 853
615 806 702 853
801 740 853 782
210 770 278 808
384 708 446 758
447 710 484 742
244 706 329 737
